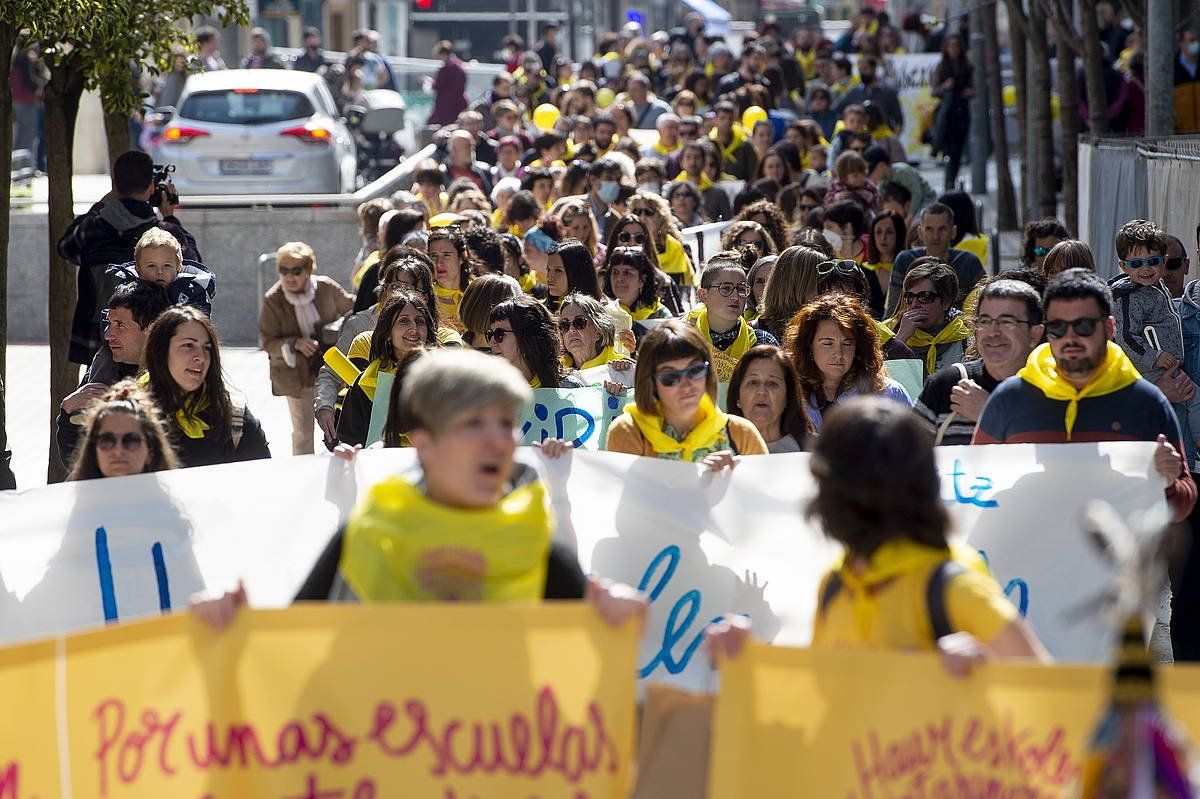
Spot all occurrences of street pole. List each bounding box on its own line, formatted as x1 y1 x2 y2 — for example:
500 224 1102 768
1147 0 1175 135
968 0 989 194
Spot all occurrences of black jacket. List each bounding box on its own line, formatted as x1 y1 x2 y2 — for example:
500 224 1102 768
55 350 140 469
0 375 14 491
166 403 271 468
57 199 200 364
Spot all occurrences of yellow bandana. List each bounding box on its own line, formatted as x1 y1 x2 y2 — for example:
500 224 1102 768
658 235 694 283
710 123 749 162
627 394 728 462
673 171 714 191
434 283 466 333
873 319 896 345
622 299 667 321
687 305 758 382
1017 342 1141 439
871 124 898 141
653 138 682 157
356 359 396 403
339 476 552 602
903 316 972 373
139 374 210 439
580 345 623 371
518 272 540 293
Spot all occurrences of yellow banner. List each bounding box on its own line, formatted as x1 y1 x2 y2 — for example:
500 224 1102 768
710 642 1200 798
4 604 638 799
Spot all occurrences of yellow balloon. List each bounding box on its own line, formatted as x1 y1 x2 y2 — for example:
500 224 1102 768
1002 85 1016 107
741 105 768 130
533 103 561 132
596 87 616 108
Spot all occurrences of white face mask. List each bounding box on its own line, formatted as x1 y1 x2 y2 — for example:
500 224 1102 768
1188 40 1200 57
597 180 621 203
822 228 843 252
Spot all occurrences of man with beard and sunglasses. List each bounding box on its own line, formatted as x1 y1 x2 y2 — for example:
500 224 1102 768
973 268 1195 524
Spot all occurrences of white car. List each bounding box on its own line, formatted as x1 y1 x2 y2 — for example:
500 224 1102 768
159 69 357 195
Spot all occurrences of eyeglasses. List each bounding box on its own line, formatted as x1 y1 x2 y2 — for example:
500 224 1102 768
1044 317 1103 339
707 281 751 298
816 259 860 276
617 231 647 245
633 207 656 218
974 315 1031 331
1120 255 1165 270
738 238 764 250
278 266 306 277
558 316 589 332
903 290 940 305
1032 246 1050 258
1167 256 1188 271
96 432 146 452
654 361 710 387
484 327 513 343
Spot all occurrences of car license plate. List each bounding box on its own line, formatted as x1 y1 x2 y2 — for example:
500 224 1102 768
219 159 272 176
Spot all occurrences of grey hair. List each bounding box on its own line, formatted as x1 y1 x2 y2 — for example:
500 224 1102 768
399 349 532 434
559 292 616 350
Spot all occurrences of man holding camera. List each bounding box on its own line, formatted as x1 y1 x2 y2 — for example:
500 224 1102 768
57 150 200 365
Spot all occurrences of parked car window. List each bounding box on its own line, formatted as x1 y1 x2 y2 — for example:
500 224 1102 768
179 90 315 125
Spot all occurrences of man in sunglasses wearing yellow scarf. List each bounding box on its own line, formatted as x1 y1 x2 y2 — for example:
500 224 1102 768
974 269 1195 523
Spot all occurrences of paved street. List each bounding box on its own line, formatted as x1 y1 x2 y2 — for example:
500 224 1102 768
5 344 300 489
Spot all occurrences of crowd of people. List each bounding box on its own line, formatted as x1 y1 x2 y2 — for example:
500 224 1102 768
6 8 1200 679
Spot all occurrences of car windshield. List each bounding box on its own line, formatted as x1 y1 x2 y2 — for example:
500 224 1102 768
179 89 315 125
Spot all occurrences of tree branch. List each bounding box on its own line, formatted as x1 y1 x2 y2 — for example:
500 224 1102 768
1004 0 1032 38
1036 0 1085 53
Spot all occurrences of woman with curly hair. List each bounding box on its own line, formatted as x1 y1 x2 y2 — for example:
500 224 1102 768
69 381 181 480
628 190 695 287
734 199 790 254
488 294 586 388
788 292 911 431
720 219 778 261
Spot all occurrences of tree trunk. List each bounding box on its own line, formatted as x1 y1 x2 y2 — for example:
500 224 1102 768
43 55 86 483
1007 6 1031 225
103 109 132 172
1056 38 1081 234
0 23 16 383
1079 0 1110 134
1148 0 1176 134
982 0 1019 230
1027 4 1058 220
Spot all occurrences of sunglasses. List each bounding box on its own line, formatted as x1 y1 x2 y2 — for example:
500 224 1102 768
617 231 647 245
903 290 940 305
1168 256 1187 271
1120 255 1165 270
278 266 306 277
558 316 589 332
655 361 710 387
633 207 656 218
817 259 860 276
707 281 751 298
484 327 513 343
1032 246 1050 258
96 432 146 452
1044 317 1103 339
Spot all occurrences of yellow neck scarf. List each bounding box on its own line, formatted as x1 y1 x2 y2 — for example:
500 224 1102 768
357 359 396 403
339 476 552 601
834 540 954 640
903 316 971 373
873 319 896 345
653 139 681 157
1017 342 1141 440
580 345 623 371
434 283 466 333
673 171 714 191
140 374 210 439
871 124 897 140
710 124 748 161
624 300 666 321
687 305 758 382
627 394 728 462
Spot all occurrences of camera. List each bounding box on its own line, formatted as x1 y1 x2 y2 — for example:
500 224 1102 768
151 163 178 207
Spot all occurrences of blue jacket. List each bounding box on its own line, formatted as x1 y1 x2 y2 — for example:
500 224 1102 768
104 259 216 316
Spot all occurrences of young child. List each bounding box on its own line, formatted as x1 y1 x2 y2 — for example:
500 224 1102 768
1111 219 1200 446
806 145 829 176
105 227 216 315
685 252 779 382
825 151 880 210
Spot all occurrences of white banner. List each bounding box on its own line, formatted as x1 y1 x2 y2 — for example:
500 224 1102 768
0 443 1165 691
883 53 941 162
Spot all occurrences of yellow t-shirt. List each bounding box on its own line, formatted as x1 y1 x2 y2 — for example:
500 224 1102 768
812 540 1017 652
956 235 989 272
434 283 466 333
352 250 380 290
